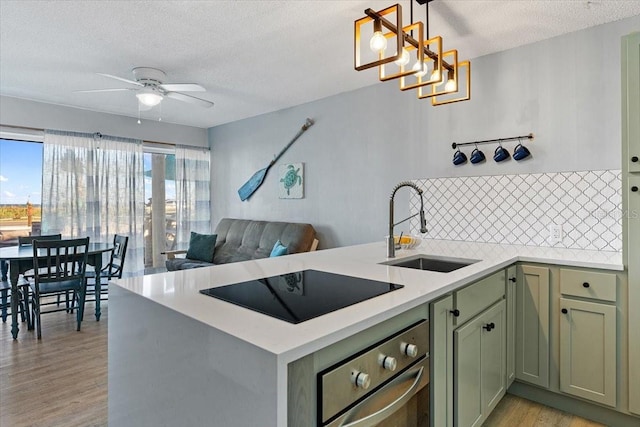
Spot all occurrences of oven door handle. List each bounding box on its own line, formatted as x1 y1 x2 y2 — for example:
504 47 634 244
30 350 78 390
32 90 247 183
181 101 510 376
340 364 425 427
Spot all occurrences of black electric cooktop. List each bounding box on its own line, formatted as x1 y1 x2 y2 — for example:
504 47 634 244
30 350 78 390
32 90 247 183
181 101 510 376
199 270 403 324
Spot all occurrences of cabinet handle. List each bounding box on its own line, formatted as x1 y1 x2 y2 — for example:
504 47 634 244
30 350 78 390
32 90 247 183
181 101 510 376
583 282 590 288
561 308 568 314
509 277 516 283
632 156 639 163
449 309 460 317
483 322 495 331
632 186 639 192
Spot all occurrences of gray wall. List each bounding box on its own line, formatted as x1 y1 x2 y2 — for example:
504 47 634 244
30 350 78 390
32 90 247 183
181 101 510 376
0 95 207 147
209 16 640 249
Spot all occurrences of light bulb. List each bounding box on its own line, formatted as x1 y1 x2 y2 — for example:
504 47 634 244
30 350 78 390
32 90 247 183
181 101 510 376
412 60 428 77
369 31 387 53
445 77 457 91
394 48 410 67
431 69 441 83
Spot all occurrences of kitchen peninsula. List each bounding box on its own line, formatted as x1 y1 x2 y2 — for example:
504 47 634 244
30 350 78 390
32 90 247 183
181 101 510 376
108 239 624 427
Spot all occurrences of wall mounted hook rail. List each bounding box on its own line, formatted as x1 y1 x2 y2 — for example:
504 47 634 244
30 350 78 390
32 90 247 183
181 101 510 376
451 133 533 149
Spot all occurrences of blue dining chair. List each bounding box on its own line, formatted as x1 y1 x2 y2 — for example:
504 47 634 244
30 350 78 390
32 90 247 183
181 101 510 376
0 234 61 324
85 234 129 303
28 237 89 339
0 277 28 323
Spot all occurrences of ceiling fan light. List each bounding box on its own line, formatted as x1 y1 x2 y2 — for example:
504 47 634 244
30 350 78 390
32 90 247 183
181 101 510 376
136 88 163 107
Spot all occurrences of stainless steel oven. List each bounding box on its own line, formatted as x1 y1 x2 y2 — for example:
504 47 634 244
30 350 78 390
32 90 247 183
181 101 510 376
317 320 430 427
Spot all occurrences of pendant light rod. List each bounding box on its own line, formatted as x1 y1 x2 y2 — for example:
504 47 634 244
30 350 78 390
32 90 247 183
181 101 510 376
364 8 455 73
410 0 414 38
425 0 430 39
451 133 534 149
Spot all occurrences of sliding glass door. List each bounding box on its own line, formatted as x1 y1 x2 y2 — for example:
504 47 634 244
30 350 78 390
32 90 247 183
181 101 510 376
143 150 176 269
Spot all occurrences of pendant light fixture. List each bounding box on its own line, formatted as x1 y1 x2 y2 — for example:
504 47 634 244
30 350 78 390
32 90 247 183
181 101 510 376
354 0 471 106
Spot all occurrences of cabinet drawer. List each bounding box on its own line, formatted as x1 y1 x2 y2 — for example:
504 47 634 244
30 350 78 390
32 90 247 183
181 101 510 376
455 270 505 326
560 268 616 302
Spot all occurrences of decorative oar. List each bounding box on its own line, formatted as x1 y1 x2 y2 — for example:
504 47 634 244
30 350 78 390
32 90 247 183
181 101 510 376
238 118 315 201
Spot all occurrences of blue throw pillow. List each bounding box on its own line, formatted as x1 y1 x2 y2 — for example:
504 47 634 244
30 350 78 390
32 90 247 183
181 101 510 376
186 232 217 263
270 240 288 257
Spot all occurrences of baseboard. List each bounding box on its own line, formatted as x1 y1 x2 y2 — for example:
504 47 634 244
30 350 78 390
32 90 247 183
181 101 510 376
508 381 640 427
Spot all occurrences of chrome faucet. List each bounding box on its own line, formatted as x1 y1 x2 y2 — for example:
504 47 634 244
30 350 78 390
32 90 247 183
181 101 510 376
388 181 428 258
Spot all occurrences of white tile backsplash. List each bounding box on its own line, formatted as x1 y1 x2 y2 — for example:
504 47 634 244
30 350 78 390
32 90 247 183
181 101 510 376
410 170 622 252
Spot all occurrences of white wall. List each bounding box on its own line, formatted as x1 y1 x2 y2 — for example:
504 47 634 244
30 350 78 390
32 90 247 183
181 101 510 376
0 96 208 146
209 16 639 249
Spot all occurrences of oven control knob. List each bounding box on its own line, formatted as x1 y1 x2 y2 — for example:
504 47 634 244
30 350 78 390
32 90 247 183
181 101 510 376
378 354 397 371
351 371 370 389
401 342 419 358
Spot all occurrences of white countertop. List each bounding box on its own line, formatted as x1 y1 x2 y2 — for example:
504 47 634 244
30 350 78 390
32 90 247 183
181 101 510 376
112 239 623 364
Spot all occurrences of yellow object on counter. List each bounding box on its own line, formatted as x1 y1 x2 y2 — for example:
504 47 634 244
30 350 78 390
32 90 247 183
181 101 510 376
394 236 413 244
392 235 422 249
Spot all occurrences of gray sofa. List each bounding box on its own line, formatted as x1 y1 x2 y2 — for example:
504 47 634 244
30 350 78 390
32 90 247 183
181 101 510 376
165 218 318 271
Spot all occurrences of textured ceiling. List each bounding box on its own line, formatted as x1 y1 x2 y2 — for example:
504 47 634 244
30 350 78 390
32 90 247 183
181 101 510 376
1 1 639 129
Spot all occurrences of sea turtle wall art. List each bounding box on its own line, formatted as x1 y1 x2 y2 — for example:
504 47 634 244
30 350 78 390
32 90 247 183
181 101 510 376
278 163 304 199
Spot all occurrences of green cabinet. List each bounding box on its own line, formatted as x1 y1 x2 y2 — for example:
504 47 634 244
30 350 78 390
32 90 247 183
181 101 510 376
623 31 640 174
431 270 506 427
505 265 517 387
454 300 506 427
622 30 640 417
515 264 550 388
513 265 623 412
559 298 616 407
629 174 640 290
629 175 640 416
430 295 454 427
558 268 617 408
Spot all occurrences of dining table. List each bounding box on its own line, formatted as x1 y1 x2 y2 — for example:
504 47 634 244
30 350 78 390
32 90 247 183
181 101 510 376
0 242 114 339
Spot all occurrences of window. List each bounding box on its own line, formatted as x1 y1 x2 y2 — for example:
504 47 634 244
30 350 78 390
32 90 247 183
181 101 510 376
0 138 43 245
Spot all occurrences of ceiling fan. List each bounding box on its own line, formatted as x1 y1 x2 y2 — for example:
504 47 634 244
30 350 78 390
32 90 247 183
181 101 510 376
76 67 214 109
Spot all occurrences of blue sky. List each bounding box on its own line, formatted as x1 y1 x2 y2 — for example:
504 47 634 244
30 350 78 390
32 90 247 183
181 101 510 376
144 153 176 203
0 140 176 205
0 139 43 205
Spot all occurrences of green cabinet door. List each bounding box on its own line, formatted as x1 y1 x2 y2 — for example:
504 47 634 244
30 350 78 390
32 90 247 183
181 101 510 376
431 295 455 427
482 300 506 415
559 298 616 407
454 310 483 427
454 300 506 427
506 265 517 387
629 175 640 415
623 30 640 416
516 264 550 388
623 31 640 174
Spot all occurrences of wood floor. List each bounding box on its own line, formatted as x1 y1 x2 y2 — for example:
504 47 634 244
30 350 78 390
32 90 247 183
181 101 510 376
0 301 605 427
0 300 108 427
483 394 604 427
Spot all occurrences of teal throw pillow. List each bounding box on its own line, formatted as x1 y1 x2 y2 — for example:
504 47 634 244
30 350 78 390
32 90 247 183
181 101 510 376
270 240 288 257
186 232 217 263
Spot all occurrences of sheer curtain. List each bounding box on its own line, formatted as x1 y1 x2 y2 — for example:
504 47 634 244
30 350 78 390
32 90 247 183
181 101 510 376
42 130 145 276
175 145 211 245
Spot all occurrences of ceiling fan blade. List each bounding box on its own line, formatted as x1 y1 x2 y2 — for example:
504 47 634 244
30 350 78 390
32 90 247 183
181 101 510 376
74 88 134 93
97 73 143 87
159 83 205 92
166 91 214 108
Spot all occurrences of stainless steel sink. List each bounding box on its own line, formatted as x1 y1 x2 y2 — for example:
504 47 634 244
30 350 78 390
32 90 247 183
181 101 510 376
381 255 480 273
